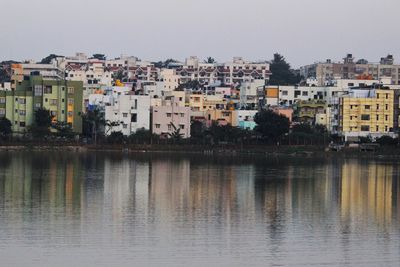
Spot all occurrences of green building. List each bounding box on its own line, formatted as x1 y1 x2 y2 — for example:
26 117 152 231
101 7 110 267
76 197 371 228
0 75 83 134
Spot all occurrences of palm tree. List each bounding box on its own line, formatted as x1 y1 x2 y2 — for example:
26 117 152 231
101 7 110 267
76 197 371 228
82 107 105 144
168 123 184 143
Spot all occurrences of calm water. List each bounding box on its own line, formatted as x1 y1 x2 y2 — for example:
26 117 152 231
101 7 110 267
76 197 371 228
0 152 399 267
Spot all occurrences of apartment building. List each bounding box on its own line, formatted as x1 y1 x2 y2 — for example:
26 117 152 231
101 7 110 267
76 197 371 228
339 88 394 141
104 94 150 136
0 75 83 133
151 97 191 138
300 54 400 86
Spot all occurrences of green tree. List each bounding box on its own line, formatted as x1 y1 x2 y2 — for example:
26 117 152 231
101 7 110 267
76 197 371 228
254 110 290 143
30 108 54 138
51 121 74 139
107 131 125 144
92 54 106 60
40 54 62 64
204 57 216 64
168 123 184 143
269 53 301 85
81 107 105 144
129 128 159 144
0 117 12 139
190 120 205 143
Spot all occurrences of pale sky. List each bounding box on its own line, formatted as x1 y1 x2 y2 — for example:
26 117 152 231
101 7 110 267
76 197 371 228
1 0 399 67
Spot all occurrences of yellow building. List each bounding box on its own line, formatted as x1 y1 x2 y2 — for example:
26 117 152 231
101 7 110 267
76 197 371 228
340 88 394 141
205 110 238 127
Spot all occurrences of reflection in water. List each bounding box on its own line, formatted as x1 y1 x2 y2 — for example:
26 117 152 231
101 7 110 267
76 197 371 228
0 153 399 266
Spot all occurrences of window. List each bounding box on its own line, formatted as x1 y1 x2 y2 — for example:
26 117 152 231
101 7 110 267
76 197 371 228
377 104 379 110
68 111 73 117
51 111 57 117
376 125 379 131
68 98 74 105
376 115 379 120
361 125 370 131
361 114 370 120
386 94 389 99
168 124 172 131
385 126 388 131
44 86 52 94
179 125 185 130
123 124 128 129
34 85 43 96
18 98 26 104
155 124 160 129
19 122 25 127
365 105 370 109
68 87 75 94
0 108 5 116
302 91 308 96
131 114 137 123
385 104 389 110
50 99 57 106
385 115 389 121
0 97 5 104
180 113 185 118
167 113 172 117
62 110 65 114
35 103 41 109
19 110 26 116
123 113 128 118
282 91 288 96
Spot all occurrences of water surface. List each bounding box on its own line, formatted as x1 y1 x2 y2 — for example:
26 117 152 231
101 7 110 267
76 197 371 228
0 152 399 266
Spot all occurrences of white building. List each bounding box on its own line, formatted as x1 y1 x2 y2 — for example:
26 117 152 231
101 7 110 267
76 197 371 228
105 94 151 136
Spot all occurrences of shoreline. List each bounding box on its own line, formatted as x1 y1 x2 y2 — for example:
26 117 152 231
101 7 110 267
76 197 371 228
0 143 399 159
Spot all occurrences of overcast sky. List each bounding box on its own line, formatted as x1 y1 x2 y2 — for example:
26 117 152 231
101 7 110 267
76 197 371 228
1 0 399 67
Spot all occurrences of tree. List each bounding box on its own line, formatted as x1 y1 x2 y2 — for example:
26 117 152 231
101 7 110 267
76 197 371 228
40 54 62 64
30 108 53 138
81 107 105 144
254 110 290 143
190 120 205 143
205 57 216 64
51 121 74 139
107 131 125 144
168 123 184 143
0 118 12 139
92 54 106 61
375 136 397 146
269 53 301 85
129 128 159 144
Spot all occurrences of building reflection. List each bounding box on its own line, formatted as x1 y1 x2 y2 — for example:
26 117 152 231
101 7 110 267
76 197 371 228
0 153 398 244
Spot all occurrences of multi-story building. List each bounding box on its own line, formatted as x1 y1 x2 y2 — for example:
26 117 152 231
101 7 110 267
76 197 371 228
104 94 150 136
0 75 83 134
339 87 395 141
294 100 326 124
300 54 400 86
151 97 191 138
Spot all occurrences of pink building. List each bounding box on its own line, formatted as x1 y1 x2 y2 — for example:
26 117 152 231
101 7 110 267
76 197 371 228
271 106 293 123
152 98 191 138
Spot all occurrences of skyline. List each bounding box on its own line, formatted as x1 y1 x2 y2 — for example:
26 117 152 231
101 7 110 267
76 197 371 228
1 0 400 67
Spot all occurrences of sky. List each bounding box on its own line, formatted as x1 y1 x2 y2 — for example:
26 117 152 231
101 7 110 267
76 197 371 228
1 0 400 67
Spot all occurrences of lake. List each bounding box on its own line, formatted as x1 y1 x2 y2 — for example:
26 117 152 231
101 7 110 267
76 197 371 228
0 152 399 266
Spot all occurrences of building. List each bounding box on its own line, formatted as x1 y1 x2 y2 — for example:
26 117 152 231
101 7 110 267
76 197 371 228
151 97 191 138
339 87 395 141
0 75 83 133
237 110 258 130
300 54 400 86
295 100 326 124
105 94 150 136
